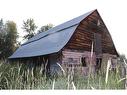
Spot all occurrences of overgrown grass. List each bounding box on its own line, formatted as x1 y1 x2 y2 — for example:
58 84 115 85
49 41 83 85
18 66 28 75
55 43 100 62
0 59 126 89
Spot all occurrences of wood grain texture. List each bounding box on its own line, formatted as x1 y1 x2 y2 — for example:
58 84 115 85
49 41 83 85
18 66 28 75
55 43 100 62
64 10 118 56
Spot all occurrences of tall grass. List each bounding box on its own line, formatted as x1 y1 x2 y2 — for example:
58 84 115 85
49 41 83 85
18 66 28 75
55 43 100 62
0 59 126 89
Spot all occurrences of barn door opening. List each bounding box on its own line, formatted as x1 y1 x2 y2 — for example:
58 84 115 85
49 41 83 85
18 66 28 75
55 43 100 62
96 58 102 70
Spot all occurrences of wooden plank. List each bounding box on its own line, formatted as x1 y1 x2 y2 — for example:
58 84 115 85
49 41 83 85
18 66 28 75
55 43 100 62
67 43 91 47
66 46 91 51
64 11 118 56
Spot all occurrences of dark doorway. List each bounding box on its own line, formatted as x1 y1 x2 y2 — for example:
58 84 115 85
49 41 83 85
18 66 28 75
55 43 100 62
96 58 102 73
96 58 102 69
81 57 87 67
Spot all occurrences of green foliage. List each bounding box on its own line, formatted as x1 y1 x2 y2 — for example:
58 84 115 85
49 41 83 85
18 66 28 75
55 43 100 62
22 18 37 40
0 20 19 59
37 24 53 34
0 19 4 30
5 21 19 56
0 19 6 58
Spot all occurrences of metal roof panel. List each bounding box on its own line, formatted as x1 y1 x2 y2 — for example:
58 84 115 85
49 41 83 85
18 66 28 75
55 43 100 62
9 25 78 58
9 10 95 59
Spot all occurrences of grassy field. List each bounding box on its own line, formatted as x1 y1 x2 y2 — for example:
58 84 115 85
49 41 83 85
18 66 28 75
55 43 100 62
0 59 126 90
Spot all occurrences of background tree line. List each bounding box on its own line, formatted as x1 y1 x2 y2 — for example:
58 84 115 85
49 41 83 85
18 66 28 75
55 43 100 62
0 18 53 59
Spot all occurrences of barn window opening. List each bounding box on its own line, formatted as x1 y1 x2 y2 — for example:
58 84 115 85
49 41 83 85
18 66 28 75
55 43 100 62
111 58 117 71
96 58 102 69
68 58 73 63
81 57 87 67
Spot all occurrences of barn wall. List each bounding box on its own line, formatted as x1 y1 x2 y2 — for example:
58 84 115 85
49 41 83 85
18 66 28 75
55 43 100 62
64 10 118 56
61 49 118 76
101 53 117 73
62 49 96 76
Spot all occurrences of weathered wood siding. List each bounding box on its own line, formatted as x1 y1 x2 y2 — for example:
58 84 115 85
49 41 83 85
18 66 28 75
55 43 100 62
61 49 118 75
100 53 117 73
62 49 96 76
64 10 118 56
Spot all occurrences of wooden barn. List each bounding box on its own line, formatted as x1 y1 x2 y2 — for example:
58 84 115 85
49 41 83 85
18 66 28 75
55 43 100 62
9 9 119 76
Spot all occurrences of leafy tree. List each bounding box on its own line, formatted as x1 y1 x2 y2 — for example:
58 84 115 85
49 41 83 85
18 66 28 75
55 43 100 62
37 24 53 34
22 18 37 40
119 54 127 62
0 19 6 58
0 19 4 30
5 21 19 57
0 20 19 59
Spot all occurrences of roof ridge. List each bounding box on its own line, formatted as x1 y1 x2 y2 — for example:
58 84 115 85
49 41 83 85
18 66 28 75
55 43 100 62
22 24 79 46
22 10 95 45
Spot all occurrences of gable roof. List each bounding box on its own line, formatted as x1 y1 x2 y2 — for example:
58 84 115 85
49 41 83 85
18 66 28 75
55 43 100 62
9 10 96 59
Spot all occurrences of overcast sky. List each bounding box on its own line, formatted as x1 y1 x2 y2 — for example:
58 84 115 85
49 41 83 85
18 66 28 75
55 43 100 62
0 0 127 56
